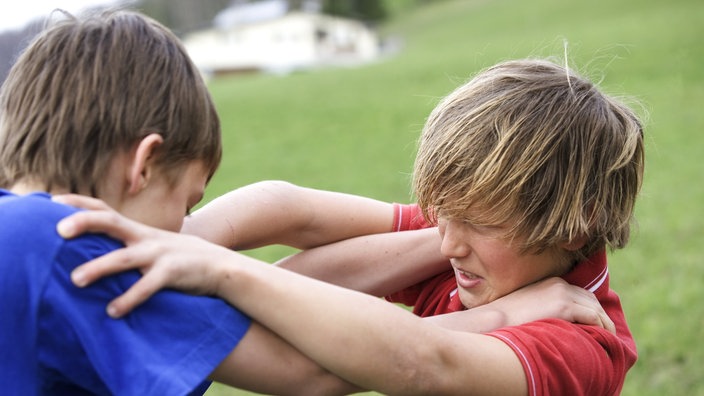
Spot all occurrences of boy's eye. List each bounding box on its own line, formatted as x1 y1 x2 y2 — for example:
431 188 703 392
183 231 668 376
461 219 503 234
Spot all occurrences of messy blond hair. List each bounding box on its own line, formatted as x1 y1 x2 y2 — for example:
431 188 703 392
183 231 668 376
413 59 644 261
0 10 221 195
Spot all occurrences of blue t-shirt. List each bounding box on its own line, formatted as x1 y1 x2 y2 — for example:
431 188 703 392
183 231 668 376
0 190 252 395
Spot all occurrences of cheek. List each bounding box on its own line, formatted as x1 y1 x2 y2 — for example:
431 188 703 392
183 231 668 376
480 243 527 286
490 255 555 293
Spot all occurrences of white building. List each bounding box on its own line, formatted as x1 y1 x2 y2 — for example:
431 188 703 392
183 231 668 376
182 1 380 76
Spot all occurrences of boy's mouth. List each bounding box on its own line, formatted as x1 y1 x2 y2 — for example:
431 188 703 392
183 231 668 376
454 267 483 289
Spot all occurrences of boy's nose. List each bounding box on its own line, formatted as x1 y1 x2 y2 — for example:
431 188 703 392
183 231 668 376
439 221 471 259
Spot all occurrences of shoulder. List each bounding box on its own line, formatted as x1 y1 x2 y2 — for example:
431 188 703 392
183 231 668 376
0 192 121 287
386 271 458 316
0 192 116 249
488 319 636 395
0 191 74 229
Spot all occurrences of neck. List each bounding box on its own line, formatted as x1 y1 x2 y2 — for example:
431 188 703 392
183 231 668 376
9 180 70 196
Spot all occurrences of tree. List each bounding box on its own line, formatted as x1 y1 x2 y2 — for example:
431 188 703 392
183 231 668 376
135 0 232 35
321 0 388 24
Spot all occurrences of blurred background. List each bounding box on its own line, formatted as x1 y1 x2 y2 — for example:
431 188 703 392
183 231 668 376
1 1 701 395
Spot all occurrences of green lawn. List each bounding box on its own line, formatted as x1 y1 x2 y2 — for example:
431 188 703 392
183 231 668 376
204 0 704 394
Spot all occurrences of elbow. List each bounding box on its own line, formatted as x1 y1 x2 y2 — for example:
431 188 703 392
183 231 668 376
251 179 299 194
388 344 467 396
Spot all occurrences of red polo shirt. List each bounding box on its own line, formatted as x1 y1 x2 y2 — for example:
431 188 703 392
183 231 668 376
387 203 637 395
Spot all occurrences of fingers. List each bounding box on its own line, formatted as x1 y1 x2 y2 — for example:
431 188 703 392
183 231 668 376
563 286 616 334
601 313 616 334
571 304 616 334
71 248 143 288
54 195 203 318
71 246 163 318
581 296 616 334
524 278 616 333
105 272 164 318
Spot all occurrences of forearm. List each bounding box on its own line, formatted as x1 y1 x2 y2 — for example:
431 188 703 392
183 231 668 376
425 277 616 334
276 227 448 296
423 307 507 333
214 252 523 395
182 180 309 248
182 180 395 250
211 322 363 395
217 255 440 393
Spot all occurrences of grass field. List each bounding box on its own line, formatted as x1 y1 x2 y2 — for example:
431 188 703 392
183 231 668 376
203 0 704 394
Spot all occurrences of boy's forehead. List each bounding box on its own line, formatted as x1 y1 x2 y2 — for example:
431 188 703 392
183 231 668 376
436 200 513 226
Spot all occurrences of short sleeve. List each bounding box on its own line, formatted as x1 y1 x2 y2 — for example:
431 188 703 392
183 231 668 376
38 234 251 395
488 319 634 396
392 203 432 231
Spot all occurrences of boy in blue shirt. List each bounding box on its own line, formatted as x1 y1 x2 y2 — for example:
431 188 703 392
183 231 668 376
0 9 356 395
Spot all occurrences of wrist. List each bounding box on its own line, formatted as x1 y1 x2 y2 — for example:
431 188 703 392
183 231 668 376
211 249 240 298
472 305 509 332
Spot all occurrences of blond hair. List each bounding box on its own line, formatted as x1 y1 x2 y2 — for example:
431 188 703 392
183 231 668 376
0 10 221 195
413 59 644 261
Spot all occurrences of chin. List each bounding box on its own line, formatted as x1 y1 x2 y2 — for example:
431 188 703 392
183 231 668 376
459 294 484 309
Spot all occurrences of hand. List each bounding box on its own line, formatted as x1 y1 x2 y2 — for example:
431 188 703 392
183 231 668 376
482 277 616 333
55 195 234 318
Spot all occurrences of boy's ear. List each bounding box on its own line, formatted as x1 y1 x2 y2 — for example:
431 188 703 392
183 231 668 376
560 234 588 251
127 133 164 194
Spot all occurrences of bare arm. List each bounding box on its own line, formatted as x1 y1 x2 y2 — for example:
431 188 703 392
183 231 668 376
424 277 615 333
181 180 394 250
276 228 614 333
211 322 361 395
276 227 448 296
214 254 526 395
